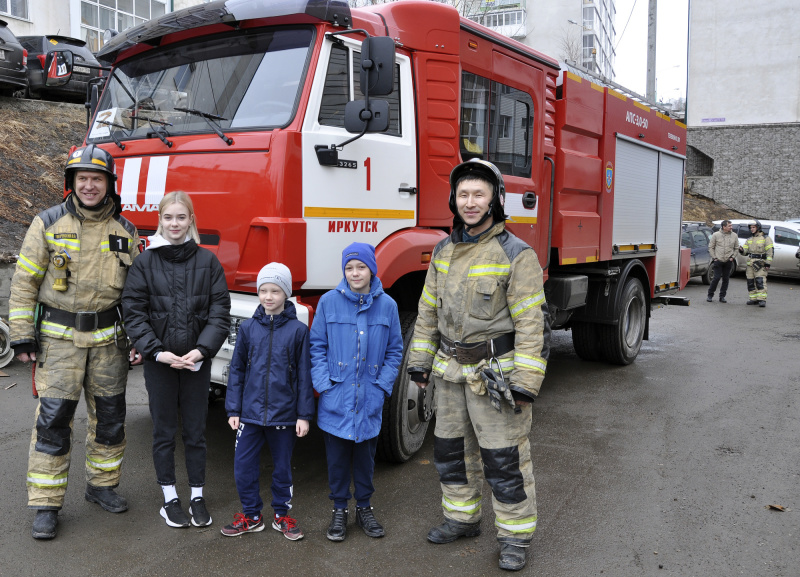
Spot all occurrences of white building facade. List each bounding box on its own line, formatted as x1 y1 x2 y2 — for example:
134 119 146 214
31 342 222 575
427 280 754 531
465 0 617 79
1 0 170 52
686 0 800 219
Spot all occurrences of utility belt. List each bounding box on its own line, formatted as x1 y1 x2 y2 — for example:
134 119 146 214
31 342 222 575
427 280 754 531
440 332 515 365
748 253 767 260
40 304 122 332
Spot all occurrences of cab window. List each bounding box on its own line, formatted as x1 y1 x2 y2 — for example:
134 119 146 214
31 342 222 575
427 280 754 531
460 71 533 178
318 42 401 136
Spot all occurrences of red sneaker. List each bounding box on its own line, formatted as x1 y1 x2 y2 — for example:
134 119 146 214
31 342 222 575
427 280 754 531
272 514 304 541
220 513 265 537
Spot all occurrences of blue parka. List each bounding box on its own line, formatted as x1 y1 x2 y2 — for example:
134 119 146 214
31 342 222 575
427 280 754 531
310 277 403 442
225 300 314 427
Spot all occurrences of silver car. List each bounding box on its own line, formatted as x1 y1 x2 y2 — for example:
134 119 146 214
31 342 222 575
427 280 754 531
711 219 800 279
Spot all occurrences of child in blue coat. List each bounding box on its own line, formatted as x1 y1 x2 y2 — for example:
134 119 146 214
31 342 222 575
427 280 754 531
221 263 314 540
310 242 403 541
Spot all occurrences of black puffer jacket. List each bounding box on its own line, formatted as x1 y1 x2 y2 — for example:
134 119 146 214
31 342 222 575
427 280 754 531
122 238 231 361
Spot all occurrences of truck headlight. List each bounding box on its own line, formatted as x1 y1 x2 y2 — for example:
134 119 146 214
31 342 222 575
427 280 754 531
228 317 246 346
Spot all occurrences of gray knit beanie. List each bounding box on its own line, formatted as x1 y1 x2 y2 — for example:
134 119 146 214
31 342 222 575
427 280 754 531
257 262 292 297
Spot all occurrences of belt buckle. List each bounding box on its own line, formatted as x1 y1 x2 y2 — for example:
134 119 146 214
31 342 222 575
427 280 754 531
75 311 98 332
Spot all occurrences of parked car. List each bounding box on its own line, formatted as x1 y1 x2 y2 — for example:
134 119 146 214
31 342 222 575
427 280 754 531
16 35 100 102
681 222 714 284
711 219 800 279
0 19 27 96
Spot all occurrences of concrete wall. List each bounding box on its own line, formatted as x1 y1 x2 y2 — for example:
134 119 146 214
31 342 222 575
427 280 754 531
687 0 800 127
686 123 800 219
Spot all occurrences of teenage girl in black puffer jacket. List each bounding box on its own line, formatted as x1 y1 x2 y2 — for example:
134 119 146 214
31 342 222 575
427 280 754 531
122 191 230 529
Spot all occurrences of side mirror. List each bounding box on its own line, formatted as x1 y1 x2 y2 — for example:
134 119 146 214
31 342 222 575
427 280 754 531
359 36 395 96
344 99 389 133
45 50 73 87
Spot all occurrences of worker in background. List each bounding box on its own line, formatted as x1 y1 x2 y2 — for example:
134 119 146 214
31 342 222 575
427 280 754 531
407 159 550 571
706 219 739 303
739 219 774 307
8 145 142 540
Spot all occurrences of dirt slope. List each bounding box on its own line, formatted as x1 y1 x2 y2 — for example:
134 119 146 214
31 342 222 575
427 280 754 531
0 97 86 262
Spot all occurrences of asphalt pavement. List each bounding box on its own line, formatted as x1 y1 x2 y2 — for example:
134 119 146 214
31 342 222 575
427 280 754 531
1 275 798 576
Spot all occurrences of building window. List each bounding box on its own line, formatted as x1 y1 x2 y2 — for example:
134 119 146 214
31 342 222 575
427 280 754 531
0 0 29 19
80 0 167 52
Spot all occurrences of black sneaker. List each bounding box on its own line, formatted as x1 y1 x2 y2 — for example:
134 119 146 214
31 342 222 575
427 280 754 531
31 510 58 540
355 506 385 538
719 297 727 303
160 498 190 528
327 508 348 542
706 296 713 302
220 513 265 537
189 497 212 527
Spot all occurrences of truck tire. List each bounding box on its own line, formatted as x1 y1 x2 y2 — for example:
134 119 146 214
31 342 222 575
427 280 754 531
572 321 601 362
377 312 433 463
599 277 646 365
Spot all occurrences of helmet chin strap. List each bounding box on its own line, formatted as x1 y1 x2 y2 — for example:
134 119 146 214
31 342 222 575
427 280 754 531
463 198 495 233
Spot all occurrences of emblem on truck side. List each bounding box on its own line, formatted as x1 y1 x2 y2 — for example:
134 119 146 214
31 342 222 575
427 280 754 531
606 162 613 191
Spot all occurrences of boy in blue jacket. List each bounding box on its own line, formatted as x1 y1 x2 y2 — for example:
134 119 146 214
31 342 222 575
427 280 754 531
310 243 403 541
222 263 314 540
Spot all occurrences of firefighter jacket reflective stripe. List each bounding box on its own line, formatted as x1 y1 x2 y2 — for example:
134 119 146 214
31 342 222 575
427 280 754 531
708 230 739 261
9 194 139 350
408 222 547 398
742 232 774 264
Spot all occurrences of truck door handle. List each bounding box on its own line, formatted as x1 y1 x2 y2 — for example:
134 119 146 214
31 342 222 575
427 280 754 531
399 187 417 195
522 191 537 209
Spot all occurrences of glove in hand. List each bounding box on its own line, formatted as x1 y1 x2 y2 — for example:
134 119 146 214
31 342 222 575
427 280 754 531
481 367 515 412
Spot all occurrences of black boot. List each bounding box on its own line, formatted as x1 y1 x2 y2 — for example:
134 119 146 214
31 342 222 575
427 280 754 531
759 300 766 307
498 543 528 571
327 508 347 542
355 506 385 538
427 519 481 544
85 484 128 513
31 510 58 540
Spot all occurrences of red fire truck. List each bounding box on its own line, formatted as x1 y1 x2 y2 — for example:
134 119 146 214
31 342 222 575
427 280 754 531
58 0 688 462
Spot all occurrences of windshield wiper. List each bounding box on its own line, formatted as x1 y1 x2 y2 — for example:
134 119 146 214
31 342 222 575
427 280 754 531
129 114 173 148
174 107 233 146
96 119 128 150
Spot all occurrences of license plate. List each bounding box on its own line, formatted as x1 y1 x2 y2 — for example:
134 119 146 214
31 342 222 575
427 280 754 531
74 65 90 74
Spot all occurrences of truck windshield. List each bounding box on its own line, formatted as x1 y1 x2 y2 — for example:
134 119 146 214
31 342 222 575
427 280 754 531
87 27 314 144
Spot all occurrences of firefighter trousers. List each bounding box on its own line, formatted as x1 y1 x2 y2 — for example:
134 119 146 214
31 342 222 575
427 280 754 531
432 375 537 546
745 266 768 302
27 336 128 510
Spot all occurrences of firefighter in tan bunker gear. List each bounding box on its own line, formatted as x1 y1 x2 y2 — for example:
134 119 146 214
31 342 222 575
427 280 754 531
9 145 141 540
407 159 550 572
739 220 774 307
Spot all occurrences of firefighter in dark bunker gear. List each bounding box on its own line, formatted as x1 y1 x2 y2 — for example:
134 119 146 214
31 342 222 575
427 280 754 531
9 145 141 539
739 219 774 307
407 159 550 571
